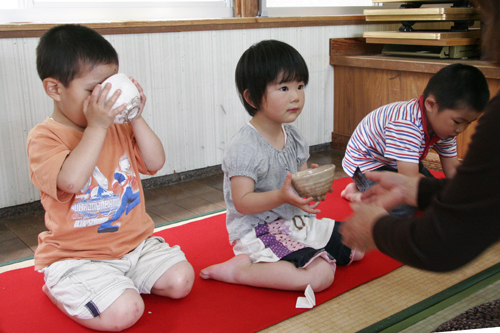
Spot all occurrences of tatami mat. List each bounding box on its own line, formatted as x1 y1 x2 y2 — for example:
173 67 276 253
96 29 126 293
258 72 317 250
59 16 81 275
261 242 500 332
402 278 500 333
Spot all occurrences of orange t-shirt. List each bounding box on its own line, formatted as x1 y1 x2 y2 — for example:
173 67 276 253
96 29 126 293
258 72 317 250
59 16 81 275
27 118 155 270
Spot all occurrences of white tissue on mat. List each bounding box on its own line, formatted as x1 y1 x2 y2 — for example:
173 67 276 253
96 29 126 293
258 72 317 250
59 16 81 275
295 284 316 309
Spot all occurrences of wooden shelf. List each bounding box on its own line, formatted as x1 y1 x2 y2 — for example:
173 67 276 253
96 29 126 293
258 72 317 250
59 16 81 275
364 7 480 22
328 38 500 157
329 54 500 79
365 37 479 46
363 30 480 40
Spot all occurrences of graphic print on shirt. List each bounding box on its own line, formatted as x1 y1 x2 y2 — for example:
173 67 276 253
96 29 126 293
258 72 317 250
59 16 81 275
70 155 141 233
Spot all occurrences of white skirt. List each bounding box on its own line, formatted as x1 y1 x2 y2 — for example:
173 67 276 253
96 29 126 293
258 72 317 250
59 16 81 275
233 215 337 270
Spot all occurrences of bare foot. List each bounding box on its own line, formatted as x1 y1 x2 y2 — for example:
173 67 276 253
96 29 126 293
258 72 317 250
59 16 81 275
341 183 362 202
200 254 252 284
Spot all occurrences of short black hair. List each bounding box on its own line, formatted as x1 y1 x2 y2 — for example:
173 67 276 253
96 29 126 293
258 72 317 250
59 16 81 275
36 24 118 87
423 63 490 113
235 40 309 116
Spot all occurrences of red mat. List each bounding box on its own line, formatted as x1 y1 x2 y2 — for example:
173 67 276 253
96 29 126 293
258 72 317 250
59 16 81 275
0 177 404 333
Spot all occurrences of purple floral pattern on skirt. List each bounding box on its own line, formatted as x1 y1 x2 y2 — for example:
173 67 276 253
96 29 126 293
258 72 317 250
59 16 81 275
254 220 306 260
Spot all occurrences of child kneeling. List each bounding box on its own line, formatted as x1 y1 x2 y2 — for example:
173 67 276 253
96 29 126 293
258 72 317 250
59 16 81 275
342 63 490 218
201 40 363 292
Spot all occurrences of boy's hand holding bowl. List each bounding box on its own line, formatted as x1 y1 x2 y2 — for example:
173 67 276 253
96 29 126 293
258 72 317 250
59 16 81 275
101 73 141 124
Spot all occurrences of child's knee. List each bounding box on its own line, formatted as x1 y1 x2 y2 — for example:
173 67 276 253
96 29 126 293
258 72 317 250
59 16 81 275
153 261 195 299
168 264 195 299
313 270 334 292
101 289 144 331
308 260 335 292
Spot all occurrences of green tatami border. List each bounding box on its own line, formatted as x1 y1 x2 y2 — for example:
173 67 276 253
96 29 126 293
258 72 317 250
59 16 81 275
359 262 500 333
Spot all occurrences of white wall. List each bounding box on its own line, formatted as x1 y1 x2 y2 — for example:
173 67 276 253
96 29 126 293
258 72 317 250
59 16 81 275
0 23 395 209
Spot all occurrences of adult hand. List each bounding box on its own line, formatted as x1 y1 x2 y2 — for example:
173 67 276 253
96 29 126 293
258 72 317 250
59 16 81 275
341 203 388 252
360 171 419 210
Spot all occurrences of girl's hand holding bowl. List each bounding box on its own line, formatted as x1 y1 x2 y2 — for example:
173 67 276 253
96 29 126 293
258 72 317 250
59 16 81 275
291 164 336 201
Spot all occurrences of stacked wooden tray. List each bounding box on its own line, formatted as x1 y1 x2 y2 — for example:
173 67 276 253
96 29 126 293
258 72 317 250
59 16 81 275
363 0 481 58
365 7 480 22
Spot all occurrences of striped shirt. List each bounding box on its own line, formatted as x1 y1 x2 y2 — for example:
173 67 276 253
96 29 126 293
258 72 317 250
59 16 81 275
342 96 457 177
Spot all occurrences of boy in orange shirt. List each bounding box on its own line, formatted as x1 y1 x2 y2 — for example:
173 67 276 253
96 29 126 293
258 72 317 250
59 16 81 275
27 24 194 331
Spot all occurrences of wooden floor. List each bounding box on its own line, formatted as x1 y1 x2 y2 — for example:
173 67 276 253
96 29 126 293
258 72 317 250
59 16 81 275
0 148 347 265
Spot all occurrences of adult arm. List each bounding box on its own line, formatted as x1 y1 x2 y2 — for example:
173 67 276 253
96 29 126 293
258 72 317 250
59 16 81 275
341 174 447 252
359 171 447 211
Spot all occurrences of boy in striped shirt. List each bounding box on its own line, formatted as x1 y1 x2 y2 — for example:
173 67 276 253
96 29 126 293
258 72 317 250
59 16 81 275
341 63 490 217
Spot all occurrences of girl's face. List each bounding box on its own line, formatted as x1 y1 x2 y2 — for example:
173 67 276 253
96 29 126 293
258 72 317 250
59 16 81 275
259 79 305 125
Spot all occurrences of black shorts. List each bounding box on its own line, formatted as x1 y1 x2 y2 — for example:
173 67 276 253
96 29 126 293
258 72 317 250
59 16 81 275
280 223 352 268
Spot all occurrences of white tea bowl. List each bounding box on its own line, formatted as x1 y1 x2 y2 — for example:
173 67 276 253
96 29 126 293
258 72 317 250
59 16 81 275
291 164 336 201
101 73 141 124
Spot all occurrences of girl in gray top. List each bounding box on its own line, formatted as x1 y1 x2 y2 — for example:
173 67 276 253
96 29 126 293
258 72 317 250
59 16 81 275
201 40 363 292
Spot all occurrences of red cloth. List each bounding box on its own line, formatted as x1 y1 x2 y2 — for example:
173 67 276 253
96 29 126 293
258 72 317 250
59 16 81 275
0 177 402 333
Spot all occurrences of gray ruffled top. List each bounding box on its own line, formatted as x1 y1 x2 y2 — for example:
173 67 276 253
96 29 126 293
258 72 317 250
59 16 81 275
222 123 309 242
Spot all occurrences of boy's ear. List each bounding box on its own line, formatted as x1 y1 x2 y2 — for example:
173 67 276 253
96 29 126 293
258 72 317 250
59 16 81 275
243 89 257 109
424 95 439 114
43 78 62 102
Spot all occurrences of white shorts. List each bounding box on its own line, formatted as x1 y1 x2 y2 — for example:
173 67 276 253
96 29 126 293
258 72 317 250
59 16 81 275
41 236 187 320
